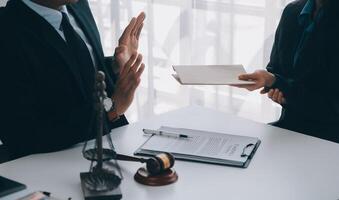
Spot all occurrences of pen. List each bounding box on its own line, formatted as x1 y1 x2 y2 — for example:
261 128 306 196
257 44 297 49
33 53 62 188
143 129 191 139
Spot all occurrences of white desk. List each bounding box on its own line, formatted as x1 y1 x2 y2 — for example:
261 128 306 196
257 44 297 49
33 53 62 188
1 106 339 200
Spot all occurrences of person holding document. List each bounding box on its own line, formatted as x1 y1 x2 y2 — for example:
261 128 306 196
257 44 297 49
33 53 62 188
234 0 339 142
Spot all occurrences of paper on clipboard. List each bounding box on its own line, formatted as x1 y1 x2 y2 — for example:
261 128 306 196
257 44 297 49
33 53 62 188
135 126 261 168
172 65 255 85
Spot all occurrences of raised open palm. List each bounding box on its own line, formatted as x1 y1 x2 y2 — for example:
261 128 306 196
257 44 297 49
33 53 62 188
115 12 146 69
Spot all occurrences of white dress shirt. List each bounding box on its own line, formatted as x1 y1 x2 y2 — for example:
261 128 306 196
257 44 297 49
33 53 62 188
22 0 98 67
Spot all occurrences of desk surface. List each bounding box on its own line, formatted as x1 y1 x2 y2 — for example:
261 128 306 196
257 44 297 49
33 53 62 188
1 106 339 200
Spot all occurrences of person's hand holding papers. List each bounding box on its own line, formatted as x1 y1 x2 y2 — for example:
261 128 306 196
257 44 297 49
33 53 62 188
232 70 287 105
233 70 276 91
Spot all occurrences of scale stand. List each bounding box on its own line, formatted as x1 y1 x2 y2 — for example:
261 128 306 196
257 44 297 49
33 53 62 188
80 71 122 200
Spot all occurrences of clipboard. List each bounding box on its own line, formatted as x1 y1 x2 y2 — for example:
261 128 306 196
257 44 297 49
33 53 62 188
134 127 261 168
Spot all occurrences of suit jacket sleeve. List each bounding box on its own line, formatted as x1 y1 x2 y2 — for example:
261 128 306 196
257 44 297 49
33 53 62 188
324 14 339 117
267 2 339 115
266 3 311 109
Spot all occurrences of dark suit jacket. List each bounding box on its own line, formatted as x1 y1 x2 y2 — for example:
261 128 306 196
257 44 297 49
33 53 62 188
0 0 128 159
267 0 339 142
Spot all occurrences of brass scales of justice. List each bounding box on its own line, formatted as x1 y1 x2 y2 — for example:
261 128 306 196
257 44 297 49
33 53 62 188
80 71 178 200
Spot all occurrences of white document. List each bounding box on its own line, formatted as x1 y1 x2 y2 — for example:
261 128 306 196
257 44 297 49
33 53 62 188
135 126 260 167
172 64 255 85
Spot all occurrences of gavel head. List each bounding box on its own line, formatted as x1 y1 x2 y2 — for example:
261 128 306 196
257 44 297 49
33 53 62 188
146 153 175 175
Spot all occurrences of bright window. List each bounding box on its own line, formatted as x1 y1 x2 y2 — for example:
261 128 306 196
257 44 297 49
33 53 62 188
89 0 293 123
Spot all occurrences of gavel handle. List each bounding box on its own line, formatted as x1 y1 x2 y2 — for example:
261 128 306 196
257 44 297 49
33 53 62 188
115 154 147 163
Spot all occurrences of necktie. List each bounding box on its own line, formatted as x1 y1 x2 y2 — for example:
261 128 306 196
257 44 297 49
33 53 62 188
60 12 95 98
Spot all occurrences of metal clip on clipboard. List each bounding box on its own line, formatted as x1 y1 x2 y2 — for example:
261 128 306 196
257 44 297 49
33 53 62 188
241 143 255 158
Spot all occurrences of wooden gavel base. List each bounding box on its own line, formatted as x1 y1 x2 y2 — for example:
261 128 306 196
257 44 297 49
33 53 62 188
134 167 178 186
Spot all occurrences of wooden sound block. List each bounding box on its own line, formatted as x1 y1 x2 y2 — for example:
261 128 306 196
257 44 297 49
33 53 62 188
134 167 178 186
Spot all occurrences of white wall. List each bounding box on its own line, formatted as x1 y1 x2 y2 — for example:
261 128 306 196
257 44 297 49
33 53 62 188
0 0 7 7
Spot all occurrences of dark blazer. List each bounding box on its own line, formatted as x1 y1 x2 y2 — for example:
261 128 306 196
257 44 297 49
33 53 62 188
267 0 339 142
0 0 128 159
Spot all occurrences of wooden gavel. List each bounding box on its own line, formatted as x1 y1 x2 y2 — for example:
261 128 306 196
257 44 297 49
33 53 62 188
115 153 175 175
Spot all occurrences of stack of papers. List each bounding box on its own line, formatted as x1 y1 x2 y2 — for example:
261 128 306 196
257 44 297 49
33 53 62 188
172 65 255 85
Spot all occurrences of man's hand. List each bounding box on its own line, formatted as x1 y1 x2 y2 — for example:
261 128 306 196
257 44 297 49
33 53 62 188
115 12 146 68
266 88 286 105
110 12 146 117
234 70 276 91
112 52 145 116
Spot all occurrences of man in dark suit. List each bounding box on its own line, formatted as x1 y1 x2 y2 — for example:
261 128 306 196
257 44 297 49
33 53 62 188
235 0 339 142
0 0 145 159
